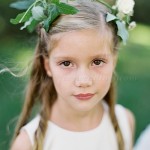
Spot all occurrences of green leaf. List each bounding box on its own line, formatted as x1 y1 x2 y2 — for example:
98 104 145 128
10 0 35 10
43 4 60 32
51 0 60 4
10 11 32 24
126 15 131 24
116 20 129 45
106 12 117 22
10 13 25 24
27 19 39 32
57 2 79 14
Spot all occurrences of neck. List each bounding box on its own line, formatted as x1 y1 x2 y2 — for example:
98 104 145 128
50 100 104 131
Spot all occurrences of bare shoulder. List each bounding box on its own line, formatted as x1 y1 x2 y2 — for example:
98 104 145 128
125 108 135 134
11 130 32 150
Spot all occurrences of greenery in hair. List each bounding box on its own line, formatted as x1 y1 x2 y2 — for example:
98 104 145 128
10 0 136 44
10 0 79 32
98 0 136 44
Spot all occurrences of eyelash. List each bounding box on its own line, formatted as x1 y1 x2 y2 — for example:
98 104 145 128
60 61 72 67
92 59 105 66
59 59 106 67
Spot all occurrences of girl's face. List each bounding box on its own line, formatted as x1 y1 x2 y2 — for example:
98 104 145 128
45 29 117 113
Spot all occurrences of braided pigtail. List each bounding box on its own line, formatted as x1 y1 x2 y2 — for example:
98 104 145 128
104 76 124 150
33 97 49 150
33 27 56 150
33 72 56 150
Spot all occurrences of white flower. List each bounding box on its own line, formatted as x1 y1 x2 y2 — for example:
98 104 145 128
116 0 135 15
32 6 45 21
128 21 136 30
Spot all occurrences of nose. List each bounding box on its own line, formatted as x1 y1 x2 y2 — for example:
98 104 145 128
74 68 93 88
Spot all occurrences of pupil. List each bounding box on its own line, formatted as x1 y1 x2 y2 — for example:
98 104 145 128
64 61 70 66
94 60 101 65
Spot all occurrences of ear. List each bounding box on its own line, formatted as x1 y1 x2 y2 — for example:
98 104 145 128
44 58 52 77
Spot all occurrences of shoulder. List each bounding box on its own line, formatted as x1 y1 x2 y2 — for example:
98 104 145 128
115 104 135 134
11 115 40 150
115 104 135 148
10 130 32 150
125 108 135 135
115 104 135 149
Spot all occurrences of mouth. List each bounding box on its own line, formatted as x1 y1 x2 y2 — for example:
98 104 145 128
73 93 95 100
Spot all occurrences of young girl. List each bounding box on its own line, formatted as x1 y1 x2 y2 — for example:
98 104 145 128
10 0 135 150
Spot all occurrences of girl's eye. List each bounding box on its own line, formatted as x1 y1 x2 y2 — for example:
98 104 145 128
60 61 72 67
92 59 104 66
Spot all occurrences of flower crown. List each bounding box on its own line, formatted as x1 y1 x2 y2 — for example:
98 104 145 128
10 0 136 44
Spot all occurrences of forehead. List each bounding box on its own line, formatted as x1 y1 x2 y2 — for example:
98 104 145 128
48 29 113 57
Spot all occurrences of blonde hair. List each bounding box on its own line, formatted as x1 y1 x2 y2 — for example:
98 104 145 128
12 0 124 150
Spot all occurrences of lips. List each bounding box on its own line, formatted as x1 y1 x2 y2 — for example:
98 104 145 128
74 93 94 100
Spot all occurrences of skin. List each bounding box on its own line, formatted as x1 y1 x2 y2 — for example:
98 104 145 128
11 29 135 150
45 29 116 131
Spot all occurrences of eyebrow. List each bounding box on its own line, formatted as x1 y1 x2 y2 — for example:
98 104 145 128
53 53 110 60
89 54 111 59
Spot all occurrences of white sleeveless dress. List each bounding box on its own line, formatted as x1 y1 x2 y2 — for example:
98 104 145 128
21 102 132 150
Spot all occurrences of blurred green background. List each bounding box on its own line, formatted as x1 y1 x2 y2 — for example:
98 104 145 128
0 0 150 149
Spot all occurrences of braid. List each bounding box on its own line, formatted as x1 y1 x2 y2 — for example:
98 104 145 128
33 76 56 150
33 28 57 149
104 77 124 150
33 105 49 150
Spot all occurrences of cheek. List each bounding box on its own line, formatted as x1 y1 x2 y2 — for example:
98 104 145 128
93 64 114 82
52 70 74 84
95 71 113 99
94 64 114 92
50 68 74 93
